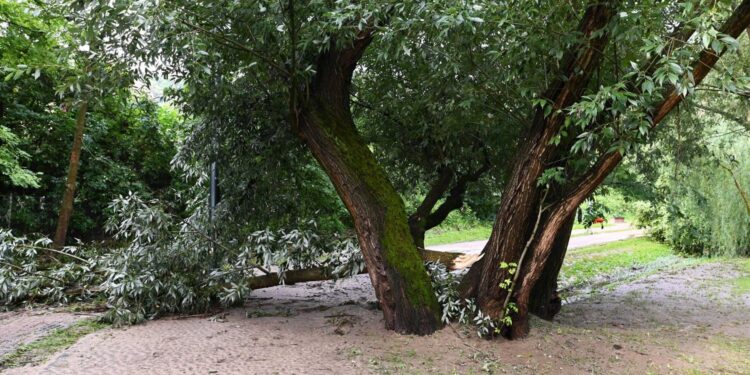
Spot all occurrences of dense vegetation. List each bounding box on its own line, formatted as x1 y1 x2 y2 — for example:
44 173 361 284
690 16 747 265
1 0 749 340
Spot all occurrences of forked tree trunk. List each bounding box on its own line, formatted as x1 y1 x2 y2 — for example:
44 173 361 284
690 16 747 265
472 0 750 339
408 167 454 250
295 36 441 335
408 162 490 250
460 3 616 336
53 100 88 248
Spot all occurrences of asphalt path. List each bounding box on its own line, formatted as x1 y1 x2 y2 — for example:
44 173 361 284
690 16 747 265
427 223 644 254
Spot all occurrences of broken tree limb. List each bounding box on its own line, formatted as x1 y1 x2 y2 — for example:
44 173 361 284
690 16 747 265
246 248 476 290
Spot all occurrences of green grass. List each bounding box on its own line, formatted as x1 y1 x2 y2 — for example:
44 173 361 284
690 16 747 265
732 259 750 295
560 238 675 290
0 319 108 369
424 224 492 246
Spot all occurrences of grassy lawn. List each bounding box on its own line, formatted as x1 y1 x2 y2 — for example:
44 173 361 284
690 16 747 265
424 217 635 246
559 237 694 292
424 224 493 246
732 258 750 295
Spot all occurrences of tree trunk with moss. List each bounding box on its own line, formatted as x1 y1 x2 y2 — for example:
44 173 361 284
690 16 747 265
295 35 441 335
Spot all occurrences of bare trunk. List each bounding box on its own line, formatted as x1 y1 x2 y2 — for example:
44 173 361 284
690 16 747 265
296 36 441 335
461 3 615 338
53 101 88 248
481 0 750 339
529 216 574 320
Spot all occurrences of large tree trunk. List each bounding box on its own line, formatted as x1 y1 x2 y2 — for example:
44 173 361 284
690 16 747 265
460 3 615 337
53 101 88 248
470 0 750 339
295 35 441 335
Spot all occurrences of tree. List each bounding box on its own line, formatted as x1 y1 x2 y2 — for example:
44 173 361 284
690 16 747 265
52 100 88 247
629 42 750 256
462 0 750 338
0 0 50 190
75 0 495 334
43 4 134 247
1 0 177 241
75 0 750 338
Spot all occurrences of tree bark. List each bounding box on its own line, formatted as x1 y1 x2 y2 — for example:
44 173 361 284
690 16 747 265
53 100 88 248
460 3 615 337
295 35 441 335
480 0 750 339
528 216 574 320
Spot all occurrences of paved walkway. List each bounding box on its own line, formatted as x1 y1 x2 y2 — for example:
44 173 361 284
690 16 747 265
428 223 644 254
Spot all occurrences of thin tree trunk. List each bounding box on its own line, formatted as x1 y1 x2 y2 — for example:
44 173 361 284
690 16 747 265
53 100 88 248
409 161 490 250
719 163 750 216
296 35 441 335
5 192 12 227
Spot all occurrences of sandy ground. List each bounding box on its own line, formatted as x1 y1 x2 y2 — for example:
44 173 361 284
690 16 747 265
428 224 643 254
3 256 749 375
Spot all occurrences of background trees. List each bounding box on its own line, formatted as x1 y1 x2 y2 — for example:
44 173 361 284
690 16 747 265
0 0 181 241
632 47 750 256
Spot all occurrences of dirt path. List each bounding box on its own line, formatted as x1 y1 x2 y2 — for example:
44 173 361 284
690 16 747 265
0 310 93 358
428 224 643 254
3 256 749 375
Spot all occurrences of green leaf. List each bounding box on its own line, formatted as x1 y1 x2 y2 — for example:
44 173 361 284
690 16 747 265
641 79 653 94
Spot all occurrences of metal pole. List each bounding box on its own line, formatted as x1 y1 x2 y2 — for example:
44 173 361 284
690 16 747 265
209 161 217 222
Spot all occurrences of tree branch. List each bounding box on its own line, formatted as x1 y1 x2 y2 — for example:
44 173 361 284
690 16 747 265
565 0 750 210
178 19 289 77
409 166 454 227
719 163 750 216
424 157 491 231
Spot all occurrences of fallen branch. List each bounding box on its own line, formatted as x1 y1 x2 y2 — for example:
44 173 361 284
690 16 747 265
247 249 473 289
